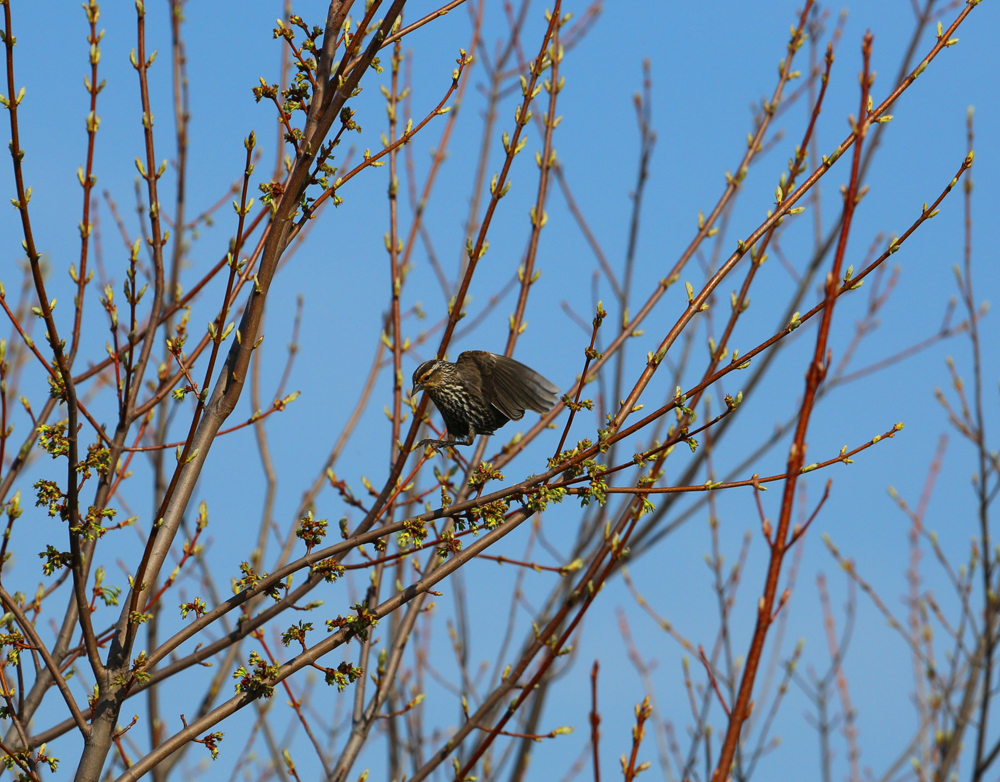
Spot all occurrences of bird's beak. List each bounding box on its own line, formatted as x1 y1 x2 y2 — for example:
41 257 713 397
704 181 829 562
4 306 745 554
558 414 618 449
412 382 424 395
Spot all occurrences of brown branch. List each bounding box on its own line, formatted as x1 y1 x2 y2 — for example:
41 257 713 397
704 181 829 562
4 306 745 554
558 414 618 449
2 0 106 682
68 0 102 366
622 697 653 781
0 586 90 739
698 644 731 718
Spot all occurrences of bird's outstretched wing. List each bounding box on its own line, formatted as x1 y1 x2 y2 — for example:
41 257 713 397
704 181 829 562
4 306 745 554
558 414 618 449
457 351 560 421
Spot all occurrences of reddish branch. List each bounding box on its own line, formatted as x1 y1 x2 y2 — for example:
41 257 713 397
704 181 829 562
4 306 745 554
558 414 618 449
710 31 875 781
591 660 602 782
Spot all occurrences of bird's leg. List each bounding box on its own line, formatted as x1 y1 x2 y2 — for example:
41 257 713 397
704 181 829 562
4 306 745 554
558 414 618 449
415 437 462 452
414 432 476 452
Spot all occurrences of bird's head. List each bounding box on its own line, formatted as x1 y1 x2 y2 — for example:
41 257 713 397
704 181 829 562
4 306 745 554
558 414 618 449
411 360 449 394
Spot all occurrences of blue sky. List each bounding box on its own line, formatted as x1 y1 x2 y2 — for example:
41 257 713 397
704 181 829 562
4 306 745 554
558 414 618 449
0 0 998 779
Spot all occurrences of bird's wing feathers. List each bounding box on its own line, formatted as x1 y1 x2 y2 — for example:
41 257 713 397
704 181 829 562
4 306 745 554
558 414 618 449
457 351 560 421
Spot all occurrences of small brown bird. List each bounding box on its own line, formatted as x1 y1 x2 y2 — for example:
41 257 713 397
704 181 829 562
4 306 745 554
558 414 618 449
412 350 560 450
